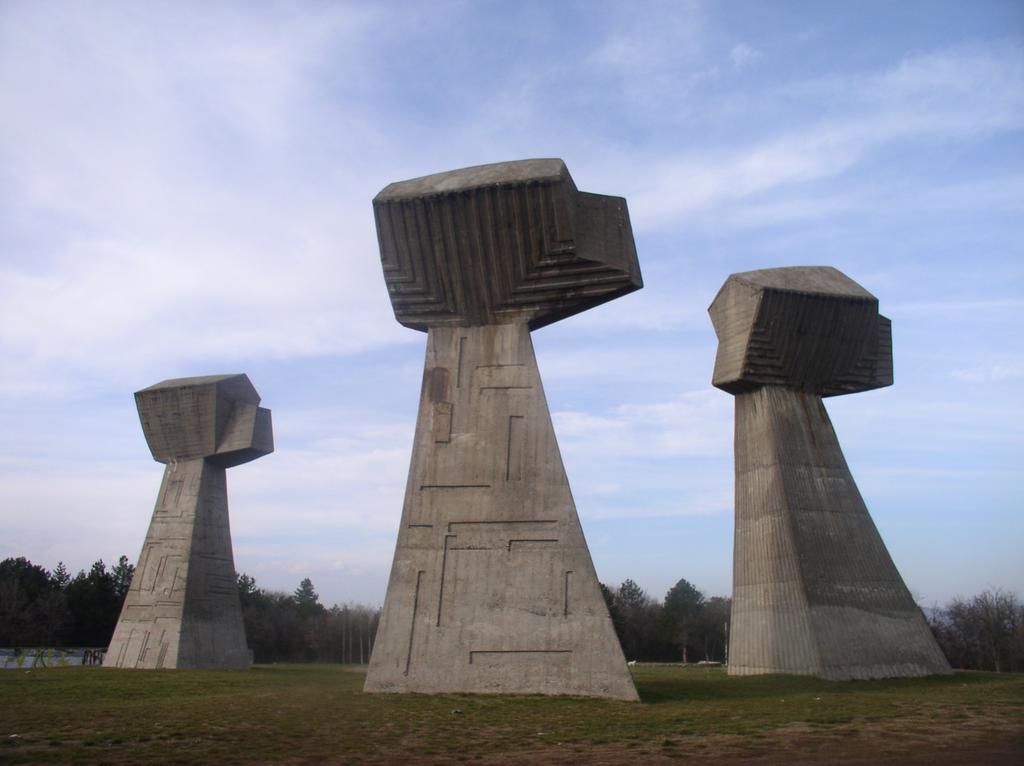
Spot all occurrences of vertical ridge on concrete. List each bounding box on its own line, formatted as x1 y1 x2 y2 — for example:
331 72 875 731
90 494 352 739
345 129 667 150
711 267 950 680
367 159 641 699
105 374 273 670
366 324 637 699
374 159 641 331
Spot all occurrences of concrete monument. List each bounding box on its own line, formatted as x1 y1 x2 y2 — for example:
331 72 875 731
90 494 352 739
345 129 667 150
104 374 273 669
709 267 951 679
365 159 641 700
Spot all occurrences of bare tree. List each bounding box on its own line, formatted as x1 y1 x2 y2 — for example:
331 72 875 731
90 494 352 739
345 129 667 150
930 588 1024 672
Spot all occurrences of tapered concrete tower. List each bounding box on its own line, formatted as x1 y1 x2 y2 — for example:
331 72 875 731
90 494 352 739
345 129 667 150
104 374 273 669
710 267 950 680
366 159 641 700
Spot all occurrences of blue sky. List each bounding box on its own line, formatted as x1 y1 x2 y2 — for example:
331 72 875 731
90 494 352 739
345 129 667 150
1 0 1021 608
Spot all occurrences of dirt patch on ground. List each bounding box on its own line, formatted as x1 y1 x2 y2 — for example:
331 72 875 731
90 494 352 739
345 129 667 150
340 708 1024 766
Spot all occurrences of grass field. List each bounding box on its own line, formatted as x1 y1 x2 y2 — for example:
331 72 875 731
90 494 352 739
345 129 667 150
2 664 1022 765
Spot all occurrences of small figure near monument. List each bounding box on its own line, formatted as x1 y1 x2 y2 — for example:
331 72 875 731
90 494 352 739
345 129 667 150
104 374 273 669
365 159 641 700
709 267 951 679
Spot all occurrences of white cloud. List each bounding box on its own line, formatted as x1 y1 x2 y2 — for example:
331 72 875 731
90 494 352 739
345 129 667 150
0 456 159 577
951 358 1024 383
887 298 1024 317
557 283 710 333
4 3 1018 398
729 42 761 68
829 393 1024 453
708 172 1024 231
588 1 705 74
555 389 731 460
550 389 733 521
582 0 716 115
0 2 404 395
623 45 1024 229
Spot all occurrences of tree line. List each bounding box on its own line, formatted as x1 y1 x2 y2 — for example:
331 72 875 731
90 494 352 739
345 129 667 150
0 556 379 664
237 574 380 664
3 556 1022 672
0 556 134 647
600 578 730 663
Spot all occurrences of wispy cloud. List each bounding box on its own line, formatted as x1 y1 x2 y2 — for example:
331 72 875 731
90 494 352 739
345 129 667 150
1 2 1020 606
623 45 1024 229
555 389 731 460
888 298 1024 316
729 43 761 68
708 172 1024 232
0 2 404 395
951 358 1024 383
551 389 733 521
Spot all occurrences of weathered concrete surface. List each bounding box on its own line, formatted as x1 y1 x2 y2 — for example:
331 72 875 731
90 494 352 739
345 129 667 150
366 160 639 700
374 158 642 331
104 374 273 669
710 267 892 397
710 267 950 680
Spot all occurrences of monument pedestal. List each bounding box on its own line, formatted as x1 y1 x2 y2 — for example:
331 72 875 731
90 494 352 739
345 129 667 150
366 324 637 699
730 386 950 679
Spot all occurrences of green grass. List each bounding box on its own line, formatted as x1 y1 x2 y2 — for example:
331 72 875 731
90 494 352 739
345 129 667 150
2 664 1022 764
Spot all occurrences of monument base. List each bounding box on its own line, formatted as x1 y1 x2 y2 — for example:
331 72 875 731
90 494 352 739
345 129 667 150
729 386 951 680
366 323 637 700
104 459 250 669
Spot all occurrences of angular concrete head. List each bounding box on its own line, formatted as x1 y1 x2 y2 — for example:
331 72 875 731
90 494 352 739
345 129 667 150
374 158 642 330
709 266 892 396
135 374 274 467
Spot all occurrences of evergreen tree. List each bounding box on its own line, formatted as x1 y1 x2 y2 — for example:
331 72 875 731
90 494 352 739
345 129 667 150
0 557 58 647
111 555 135 600
662 578 705 663
65 560 121 647
237 573 259 605
614 579 665 660
0 557 63 645
599 582 624 640
51 562 70 590
294 578 323 618
616 579 647 611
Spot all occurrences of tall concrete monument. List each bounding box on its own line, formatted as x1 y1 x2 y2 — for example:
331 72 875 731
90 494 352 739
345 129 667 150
365 159 640 700
104 374 273 669
709 267 950 680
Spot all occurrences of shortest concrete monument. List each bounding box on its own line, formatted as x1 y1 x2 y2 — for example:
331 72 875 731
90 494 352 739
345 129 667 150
709 267 950 680
104 374 273 669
